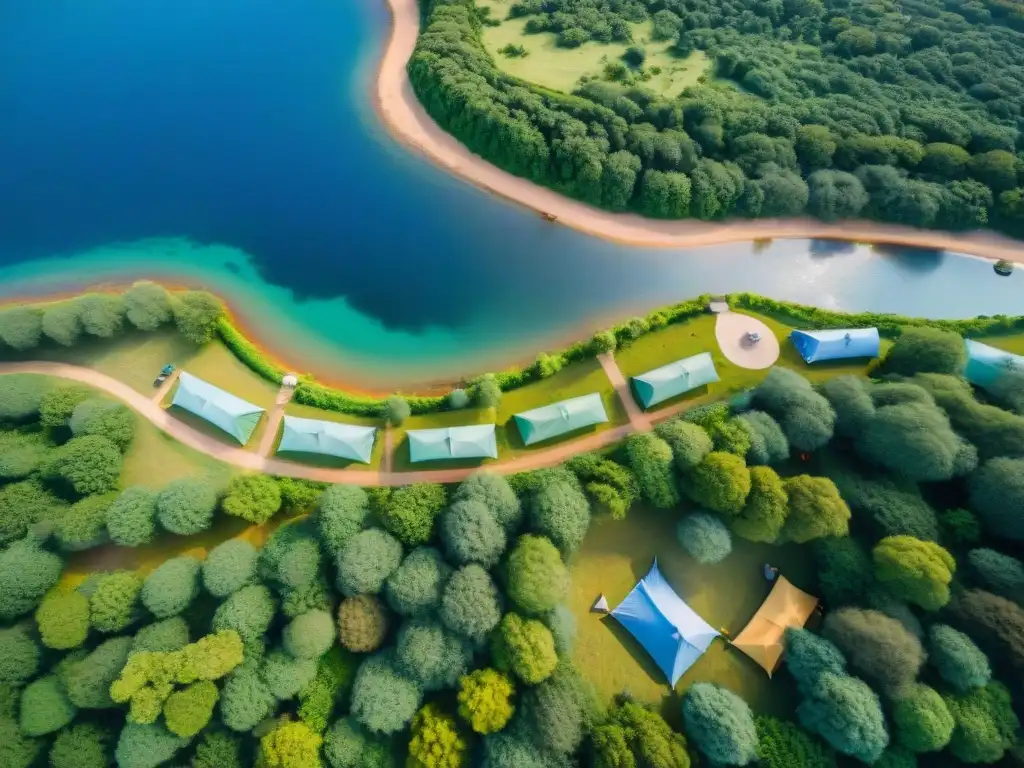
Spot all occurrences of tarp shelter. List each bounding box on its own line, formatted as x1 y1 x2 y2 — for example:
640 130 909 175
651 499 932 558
632 352 720 409
170 372 264 445
789 328 881 363
277 416 376 464
964 339 1024 389
513 393 608 446
611 560 720 687
731 576 818 677
407 425 498 462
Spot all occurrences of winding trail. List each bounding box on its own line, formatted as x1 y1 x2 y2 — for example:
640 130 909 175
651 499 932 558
374 0 1024 261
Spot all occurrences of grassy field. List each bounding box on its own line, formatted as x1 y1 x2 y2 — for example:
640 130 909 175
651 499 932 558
569 503 815 724
476 2 710 96
983 332 1024 355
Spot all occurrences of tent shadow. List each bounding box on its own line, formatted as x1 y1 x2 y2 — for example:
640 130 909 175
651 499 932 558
599 614 667 689
274 450 366 470
392 434 489 472
641 383 711 415
498 415 600 451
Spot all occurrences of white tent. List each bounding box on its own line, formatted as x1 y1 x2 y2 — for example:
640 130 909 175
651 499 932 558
277 415 376 463
407 425 498 462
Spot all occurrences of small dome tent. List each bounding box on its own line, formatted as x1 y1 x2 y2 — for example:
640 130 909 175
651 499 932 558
964 339 1023 389
789 328 881 363
631 352 720 409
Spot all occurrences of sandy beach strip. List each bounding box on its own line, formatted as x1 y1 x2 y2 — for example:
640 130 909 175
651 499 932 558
373 0 1024 263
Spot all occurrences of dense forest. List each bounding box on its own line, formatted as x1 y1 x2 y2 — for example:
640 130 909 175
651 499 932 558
409 0 1024 231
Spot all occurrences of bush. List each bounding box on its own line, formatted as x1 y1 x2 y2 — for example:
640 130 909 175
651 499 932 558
492 613 557 684
440 564 502 642
740 410 790 465
316 485 370 557
472 375 502 409
593 700 690 768
191 729 244 768
566 452 639 521
222 474 282 524
336 528 403 597
396 617 472 692
783 628 846 693
115 722 188 768
944 682 1019 764
751 368 836 451
338 595 390 653
823 608 925 695
261 649 318 700
42 302 83 346
381 483 445 547
452 471 522 533
457 669 515 734
830 474 939 541
939 508 981 548
797 672 888 763
284 609 336 659
948 588 1024 671
0 479 62 546
163 679 219 738
819 376 875 439
656 418 713 471
968 457 1024 541
813 536 872 607
156 477 218 535
40 385 91 429
256 721 323 768
928 624 990 692
220 661 277 732
133 616 190 653
0 307 43 350
78 293 126 337
440 499 506 568
89 569 143 633
506 534 569 615
213 584 277 643
878 326 966 377
0 626 40 686
123 281 173 330
448 388 469 409
685 451 751 516
528 476 591 556
382 395 411 426
203 538 258 597
857 402 973 482
677 513 733 564
385 546 451 617
754 716 833 768
174 290 224 344
36 590 90 649
0 539 63 620
682 683 758 766
70 398 135 451
0 431 54 482
49 723 112 768
106 486 158 546
873 536 955 611
892 684 953 753
408 703 468 768
324 717 393 768
624 433 679 509
45 434 122 495
54 492 114 551
298 646 359 733
350 652 423 735
782 476 850 543
519 664 588 757
141 555 201 618
968 548 1024 604
62 636 133 708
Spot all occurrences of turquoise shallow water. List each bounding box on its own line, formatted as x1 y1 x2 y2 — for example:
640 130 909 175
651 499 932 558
0 0 1020 388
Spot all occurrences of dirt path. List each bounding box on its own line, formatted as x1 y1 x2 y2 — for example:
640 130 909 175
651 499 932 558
714 312 781 370
152 369 180 404
257 385 295 457
374 0 1024 262
598 353 650 431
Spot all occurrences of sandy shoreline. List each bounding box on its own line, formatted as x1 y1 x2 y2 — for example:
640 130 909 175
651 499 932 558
373 0 1024 263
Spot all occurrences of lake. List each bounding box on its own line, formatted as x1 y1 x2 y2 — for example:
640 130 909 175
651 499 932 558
1 0 1020 389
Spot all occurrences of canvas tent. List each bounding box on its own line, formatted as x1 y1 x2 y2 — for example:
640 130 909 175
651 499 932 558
611 560 720 687
170 372 265 445
407 424 498 462
964 339 1023 389
277 416 376 464
731 576 818 677
513 393 608 446
632 352 720 409
789 328 881 363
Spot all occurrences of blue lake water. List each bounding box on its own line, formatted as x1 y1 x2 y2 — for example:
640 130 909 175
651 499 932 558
1 0 1021 388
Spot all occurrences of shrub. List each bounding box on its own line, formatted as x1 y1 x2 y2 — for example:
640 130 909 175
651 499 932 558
261 649 318 700
750 368 836 451
62 636 133 708
70 398 135 451
156 477 218 535
203 538 258 597
115 722 188 768
528 476 591 556
52 492 112 551
782 476 850 543
754 716 833 768
968 548 1024 604
324 717 392 768
682 683 758 766
141 555 201 618
213 584 277 643
408 703 468 768
0 307 43 350
457 669 515 734
78 293 126 337
89 570 143 632
39 385 90 429
448 388 469 409
220 661 277 732
0 431 53 482
440 499 506 568
857 402 973 482
106 486 158 546
783 627 846 692
440 564 502 642
506 534 569 615
338 595 389 653
36 590 90 649
968 457 1024 541
655 418 713 470
42 302 83 345
222 474 282 524
316 485 370 557
677 513 732 564
566 452 639 521
350 652 423 735
298 646 359 733
519 664 588 756
191 729 244 768
830 474 939 541
492 613 557 684
49 723 112 768
593 700 691 768
174 290 224 344
45 434 122 495
624 433 679 508
380 483 445 547
123 281 173 330
472 375 502 409
0 376 48 425
337 528 403 597
133 616 190 653
878 326 966 377
928 624 990 692
797 672 888 763
939 507 981 548
740 410 790 465
284 609 336 659
813 536 872 607
0 626 40 685
256 721 322 768
452 471 522 533
686 451 751 516
823 608 925 695
0 538 63 621
163 679 219 738
382 395 411 426
277 477 324 514
385 546 451 617
892 684 953 753
944 682 1019 764
819 376 875 438
873 536 955 611
0 479 62 546
948 588 1024 671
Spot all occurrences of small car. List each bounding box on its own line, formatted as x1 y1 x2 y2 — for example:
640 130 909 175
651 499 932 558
746 331 761 344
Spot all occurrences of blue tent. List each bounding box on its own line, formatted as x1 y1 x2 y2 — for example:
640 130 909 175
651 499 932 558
632 352 720 409
611 560 720 686
170 372 265 445
789 328 881 363
964 339 1024 389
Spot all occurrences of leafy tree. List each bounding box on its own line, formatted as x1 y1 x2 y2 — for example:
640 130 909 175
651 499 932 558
682 683 758 766
567 452 641 520
891 684 953 753
350 652 423 735
62 636 133 708
70 398 135 451
452 471 522 533
39 384 90 428
677 513 732 564
164 679 219 738
593 698 691 768
813 536 872 607
106 486 158 546
519 664 589 757
55 492 115 551
807 170 868 220
385 546 451 617
77 293 126 337
624 433 679 508
115 721 188 768
940 507 981 548
49 723 113 768
89 570 143 633
173 291 223 344
0 307 43 350
123 281 173 330
323 717 394 768
528 475 590 556
156 477 217 535
261 649 318 700
203 538 258 597
141 555 201 618
829 473 939 542
457 668 515 734
220 660 277 732
927 626 991 695
686 451 751 516
948 589 1024 671
879 327 966 377
298 646 359 733
213 583 277 643
857 402 973 482
819 376 875 438
36 589 90 649
222 474 281 524
0 479 63 545
284 609 336 659
797 672 889 763
133 616 190 653
336 528 403 597
754 716 833 768
0 538 63 620
381 483 445 546
730 466 788 543
316 484 370 556
473 375 502 410
441 498 506 568
740 411 789 466
45 434 122 495
408 703 468 768
823 608 924 695
440 564 502 642
191 729 245 768
782 476 849 543
655 418 713 471
506 534 569 615
968 457 1024 541
492 612 557 684
0 432 53 483
968 548 1024 603
382 395 410 426
338 595 390 653
783 628 846 693
750 368 836 451
873 536 955 611
42 302 83 345
944 682 1019 764
396 618 471 693
256 721 323 768
0 625 40 686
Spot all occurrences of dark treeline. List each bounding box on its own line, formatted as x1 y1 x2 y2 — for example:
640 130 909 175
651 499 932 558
409 0 1024 231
